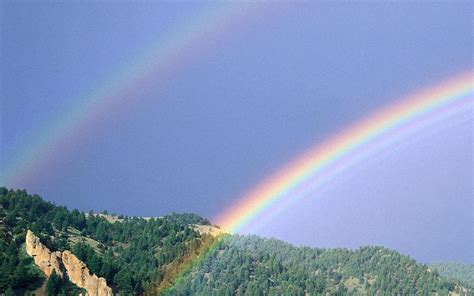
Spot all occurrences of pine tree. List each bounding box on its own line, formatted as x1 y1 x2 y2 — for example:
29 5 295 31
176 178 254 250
45 271 62 296
4 287 15 296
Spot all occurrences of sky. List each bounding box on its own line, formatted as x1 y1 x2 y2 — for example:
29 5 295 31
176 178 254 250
1 1 472 263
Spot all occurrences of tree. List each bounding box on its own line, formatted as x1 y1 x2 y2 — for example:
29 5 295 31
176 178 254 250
12 261 31 289
87 255 102 275
4 287 15 296
114 268 133 295
45 271 62 296
0 262 12 291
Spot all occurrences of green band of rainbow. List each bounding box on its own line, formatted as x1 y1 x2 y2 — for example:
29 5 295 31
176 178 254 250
215 71 473 233
1 3 264 187
161 73 473 291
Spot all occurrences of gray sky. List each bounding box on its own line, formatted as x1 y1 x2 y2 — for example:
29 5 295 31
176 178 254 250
1 1 472 263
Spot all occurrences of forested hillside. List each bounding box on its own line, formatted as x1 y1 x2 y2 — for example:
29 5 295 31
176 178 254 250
0 188 209 295
0 188 471 295
430 262 474 289
168 235 470 295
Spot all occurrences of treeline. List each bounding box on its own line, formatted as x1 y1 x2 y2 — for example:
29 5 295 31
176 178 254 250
0 229 45 295
166 235 469 295
430 262 474 289
0 188 471 295
0 188 207 295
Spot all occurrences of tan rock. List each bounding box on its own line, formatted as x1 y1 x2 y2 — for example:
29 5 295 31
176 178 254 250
25 230 63 278
25 230 113 296
194 224 228 236
62 250 113 296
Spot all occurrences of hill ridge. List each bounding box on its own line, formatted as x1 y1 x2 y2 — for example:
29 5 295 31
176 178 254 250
0 187 471 295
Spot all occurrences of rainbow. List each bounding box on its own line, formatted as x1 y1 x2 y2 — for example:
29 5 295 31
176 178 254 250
215 71 473 233
157 70 473 292
1 2 265 187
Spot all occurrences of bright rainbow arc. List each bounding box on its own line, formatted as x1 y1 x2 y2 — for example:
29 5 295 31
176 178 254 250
215 71 473 233
2 3 471 291
160 71 473 292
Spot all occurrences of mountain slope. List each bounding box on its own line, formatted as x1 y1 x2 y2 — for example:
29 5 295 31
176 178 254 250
0 187 470 295
167 235 469 295
0 188 209 294
430 262 474 289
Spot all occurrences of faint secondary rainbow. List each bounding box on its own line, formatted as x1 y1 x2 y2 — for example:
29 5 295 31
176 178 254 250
215 71 473 233
157 71 473 292
1 3 266 187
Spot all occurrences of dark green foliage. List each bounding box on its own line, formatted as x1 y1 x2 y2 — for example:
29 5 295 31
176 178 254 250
113 268 134 295
0 218 44 294
430 262 474 288
3 287 15 296
45 271 62 296
164 212 211 226
167 235 470 295
0 187 470 295
44 270 84 296
0 188 203 294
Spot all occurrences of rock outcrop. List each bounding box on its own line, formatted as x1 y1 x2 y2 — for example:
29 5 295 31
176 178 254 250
62 250 113 296
25 230 113 296
25 230 63 278
194 224 228 236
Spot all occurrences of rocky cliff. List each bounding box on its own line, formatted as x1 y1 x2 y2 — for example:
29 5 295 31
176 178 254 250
25 230 113 296
62 250 113 296
25 230 63 278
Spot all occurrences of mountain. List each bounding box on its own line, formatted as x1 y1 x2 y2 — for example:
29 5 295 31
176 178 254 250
429 262 474 289
0 187 471 295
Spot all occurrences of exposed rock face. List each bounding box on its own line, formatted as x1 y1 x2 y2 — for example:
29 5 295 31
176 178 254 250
194 224 228 236
25 230 113 296
25 230 63 278
62 250 113 296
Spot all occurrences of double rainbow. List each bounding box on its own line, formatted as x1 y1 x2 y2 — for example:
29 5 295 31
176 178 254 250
1 3 472 291
215 71 473 233
158 72 472 292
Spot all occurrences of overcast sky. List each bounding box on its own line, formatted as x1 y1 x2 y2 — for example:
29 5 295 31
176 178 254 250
1 1 472 263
